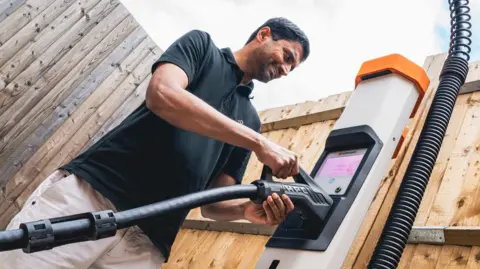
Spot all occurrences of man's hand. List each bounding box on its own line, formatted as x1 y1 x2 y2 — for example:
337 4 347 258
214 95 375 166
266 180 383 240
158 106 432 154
254 138 299 179
244 193 294 225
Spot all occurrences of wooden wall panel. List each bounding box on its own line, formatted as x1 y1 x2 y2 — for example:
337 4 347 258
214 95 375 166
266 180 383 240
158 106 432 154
0 0 26 24
0 0 162 227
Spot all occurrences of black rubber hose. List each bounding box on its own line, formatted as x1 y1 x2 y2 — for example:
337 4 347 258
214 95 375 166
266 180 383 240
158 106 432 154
367 1 472 268
0 184 258 251
115 184 258 229
0 229 25 251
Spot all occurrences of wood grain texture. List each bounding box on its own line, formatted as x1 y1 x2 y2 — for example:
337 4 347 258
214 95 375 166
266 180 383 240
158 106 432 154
0 0 99 95
1 1 480 267
0 0 161 221
0 27 151 198
0 0 76 70
0 0 26 24
260 91 351 132
0 7 136 169
0 0 121 123
0 0 56 46
0 38 159 217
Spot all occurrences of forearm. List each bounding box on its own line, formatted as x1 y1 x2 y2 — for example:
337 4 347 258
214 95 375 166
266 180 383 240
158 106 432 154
146 82 263 152
201 199 250 221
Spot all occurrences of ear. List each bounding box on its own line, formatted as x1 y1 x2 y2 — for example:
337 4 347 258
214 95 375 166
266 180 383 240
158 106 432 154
256 26 272 43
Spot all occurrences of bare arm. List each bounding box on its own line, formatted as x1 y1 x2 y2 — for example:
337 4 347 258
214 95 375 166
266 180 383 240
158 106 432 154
146 63 264 153
200 172 294 224
200 172 250 221
145 62 299 178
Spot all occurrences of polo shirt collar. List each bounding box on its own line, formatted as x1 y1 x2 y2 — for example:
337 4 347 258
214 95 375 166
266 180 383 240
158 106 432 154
221 48 254 98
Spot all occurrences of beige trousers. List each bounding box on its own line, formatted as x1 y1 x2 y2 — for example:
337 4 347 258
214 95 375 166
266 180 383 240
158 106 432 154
0 170 165 269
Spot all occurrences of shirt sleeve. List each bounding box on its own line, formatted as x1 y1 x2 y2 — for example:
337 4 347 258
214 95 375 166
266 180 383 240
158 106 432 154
222 113 262 185
222 146 254 185
151 29 210 87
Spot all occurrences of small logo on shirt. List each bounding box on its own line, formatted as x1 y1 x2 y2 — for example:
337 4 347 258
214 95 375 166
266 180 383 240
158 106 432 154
237 120 244 124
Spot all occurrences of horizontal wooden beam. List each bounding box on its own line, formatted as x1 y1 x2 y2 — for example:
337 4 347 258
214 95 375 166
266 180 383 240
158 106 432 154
259 91 352 133
260 106 344 133
459 61 480 95
182 219 276 236
182 219 480 247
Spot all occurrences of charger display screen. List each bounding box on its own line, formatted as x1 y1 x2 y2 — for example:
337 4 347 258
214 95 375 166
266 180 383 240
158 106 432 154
313 148 367 195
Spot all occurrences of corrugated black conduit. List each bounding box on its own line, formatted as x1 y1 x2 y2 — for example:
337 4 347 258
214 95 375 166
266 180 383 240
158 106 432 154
367 1 472 268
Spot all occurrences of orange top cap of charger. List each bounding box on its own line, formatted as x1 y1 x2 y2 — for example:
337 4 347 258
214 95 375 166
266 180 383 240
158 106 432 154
355 53 430 118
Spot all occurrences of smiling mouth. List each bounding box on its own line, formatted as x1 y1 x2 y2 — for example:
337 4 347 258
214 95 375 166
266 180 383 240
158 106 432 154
270 67 276 79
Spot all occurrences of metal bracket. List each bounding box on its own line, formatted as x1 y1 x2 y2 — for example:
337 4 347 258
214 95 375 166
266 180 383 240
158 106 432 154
408 226 446 244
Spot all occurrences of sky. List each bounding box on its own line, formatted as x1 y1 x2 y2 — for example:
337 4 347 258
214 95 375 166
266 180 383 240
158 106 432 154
119 0 480 111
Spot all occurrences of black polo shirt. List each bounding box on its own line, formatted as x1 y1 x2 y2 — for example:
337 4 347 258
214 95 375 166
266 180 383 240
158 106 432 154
62 29 261 260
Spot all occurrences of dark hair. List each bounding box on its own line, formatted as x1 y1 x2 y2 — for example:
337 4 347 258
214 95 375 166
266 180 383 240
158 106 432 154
246 17 310 62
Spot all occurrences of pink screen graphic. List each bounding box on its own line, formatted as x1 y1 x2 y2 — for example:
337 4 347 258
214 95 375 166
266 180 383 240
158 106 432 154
317 154 363 177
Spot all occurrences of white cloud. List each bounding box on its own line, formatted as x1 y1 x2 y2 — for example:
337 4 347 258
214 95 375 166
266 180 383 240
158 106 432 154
119 0 476 111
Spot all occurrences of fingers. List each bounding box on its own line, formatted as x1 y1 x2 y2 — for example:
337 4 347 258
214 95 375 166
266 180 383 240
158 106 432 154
282 194 295 213
276 165 289 179
267 195 282 221
280 152 299 179
262 201 274 225
272 193 286 217
292 155 299 175
275 155 298 179
263 194 294 225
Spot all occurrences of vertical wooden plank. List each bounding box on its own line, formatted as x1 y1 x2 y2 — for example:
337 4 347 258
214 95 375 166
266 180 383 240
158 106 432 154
465 246 480 269
165 229 270 269
0 0 26 23
0 202 19 229
406 96 473 267
397 244 425 269
0 0 99 89
425 103 480 226
0 34 157 216
0 27 150 191
0 2 129 164
3 0 116 93
434 246 471 269
449 152 480 227
0 0 56 46
413 94 471 226
0 11 137 170
82 61 151 149
13 48 159 210
403 245 443 269
0 0 76 69
0 0 115 116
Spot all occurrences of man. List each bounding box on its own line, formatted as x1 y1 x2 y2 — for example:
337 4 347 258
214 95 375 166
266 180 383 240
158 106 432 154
1 17 310 268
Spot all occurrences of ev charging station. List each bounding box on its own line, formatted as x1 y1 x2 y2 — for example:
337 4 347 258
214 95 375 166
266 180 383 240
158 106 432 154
254 54 430 269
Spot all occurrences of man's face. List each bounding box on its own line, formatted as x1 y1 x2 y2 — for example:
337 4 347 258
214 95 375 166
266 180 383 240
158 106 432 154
249 30 303 83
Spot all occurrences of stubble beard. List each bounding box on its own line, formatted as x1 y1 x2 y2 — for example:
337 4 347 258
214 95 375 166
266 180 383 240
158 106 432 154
249 47 272 83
